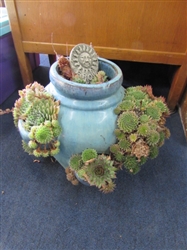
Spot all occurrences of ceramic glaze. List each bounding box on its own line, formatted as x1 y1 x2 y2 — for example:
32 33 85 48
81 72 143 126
18 120 30 143
45 57 124 168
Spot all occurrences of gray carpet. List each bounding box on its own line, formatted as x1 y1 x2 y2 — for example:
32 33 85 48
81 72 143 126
1 59 187 250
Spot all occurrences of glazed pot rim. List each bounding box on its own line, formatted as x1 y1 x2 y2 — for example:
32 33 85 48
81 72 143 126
50 57 123 89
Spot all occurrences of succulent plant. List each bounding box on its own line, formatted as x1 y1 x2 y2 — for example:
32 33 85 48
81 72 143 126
13 82 62 157
118 138 131 151
69 154 83 171
68 149 117 193
91 71 108 84
126 88 146 100
65 167 79 185
137 123 150 136
146 130 160 146
81 148 98 163
117 111 139 133
71 74 86 83
99 181 116 194
123 155 140 172
111 85 170 174
145 105 162 121
34 125 53 144
24 121 61 157
67 86 170 191
58 56 72 80
131 139 150 161
149 146 159 159
57 56 109 84
129 133 138 142
110 144 120 154
83 155 117 188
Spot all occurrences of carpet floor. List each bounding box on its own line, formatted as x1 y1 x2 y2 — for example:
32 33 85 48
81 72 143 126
1 58 187 250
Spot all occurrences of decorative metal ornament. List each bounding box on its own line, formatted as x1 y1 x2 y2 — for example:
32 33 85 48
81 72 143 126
69 43 99 83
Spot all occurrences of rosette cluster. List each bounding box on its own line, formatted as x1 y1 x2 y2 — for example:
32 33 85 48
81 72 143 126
67 149 117 193
58 56 108 84
111 85 170 174
13 82 62 157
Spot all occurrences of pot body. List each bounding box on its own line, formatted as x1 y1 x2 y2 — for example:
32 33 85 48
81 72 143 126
75 172 90 186
45 58 124 168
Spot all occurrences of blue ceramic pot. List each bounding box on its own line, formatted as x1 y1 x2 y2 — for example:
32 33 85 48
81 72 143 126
18 120 30 142
75 172 90 186
44 57 124 168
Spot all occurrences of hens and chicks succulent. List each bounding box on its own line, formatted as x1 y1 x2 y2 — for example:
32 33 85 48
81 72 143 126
111 85 170 174
13 77 170 193
66 85 170 192
58 56 108 84
66 149 117 193
13 82 61 158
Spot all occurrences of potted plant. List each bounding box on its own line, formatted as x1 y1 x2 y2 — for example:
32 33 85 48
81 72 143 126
110 85 170 174
65 148 117 193
13 82 62 158
45 44 124 168
64 85 170 192
12 44 171 193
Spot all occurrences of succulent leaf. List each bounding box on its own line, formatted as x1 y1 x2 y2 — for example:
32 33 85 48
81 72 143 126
28 140 38 149
81 148 98 163
114 151 125 162
145 105 161 121
41 150 50 157
126 89 146 100
149 146 159 159
139 114 150 123
91 71 108 84
118 100 135 111
84 155 116 188
52 124 62 137
22 140 34 155
129 133 138 142
110 144 120 154
146 130 160 146
13 82 61 131
154 100 169 114
123 156 139 170
131 139 150 160
137 123 150 136
113 107 121 115
33 149 42 157
117 111 139 133
50 147 60 156
129 166 141 175
118 138 130 150
163 127 171 139
34 125 53 144
69 154 83 171
114 129 126 140
100 181 116 193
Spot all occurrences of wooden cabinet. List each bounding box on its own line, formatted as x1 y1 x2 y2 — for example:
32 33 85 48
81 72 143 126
5 0 187 110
